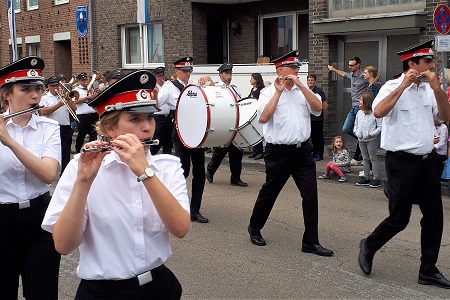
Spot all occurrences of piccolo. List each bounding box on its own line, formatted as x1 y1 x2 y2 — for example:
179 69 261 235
82 139 160 153
3 104 43 120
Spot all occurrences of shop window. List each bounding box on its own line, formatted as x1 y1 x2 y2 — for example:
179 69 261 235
259 12 309 61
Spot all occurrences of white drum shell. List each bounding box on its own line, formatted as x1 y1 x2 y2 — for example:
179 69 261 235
233 97 263 149
176 85 239 148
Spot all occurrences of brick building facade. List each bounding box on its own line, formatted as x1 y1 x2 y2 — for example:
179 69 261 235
0 0 92 79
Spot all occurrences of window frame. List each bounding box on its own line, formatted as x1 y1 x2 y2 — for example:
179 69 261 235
14 0 20 13
258 11 308 60
55 0 69 5
27 0 38 11
121 23 164 69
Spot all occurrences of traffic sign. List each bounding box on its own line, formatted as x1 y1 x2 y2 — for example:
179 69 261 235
434 4 450 34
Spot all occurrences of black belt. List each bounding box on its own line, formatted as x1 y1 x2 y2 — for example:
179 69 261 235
78 113 98 117
80 265 164 289
267 141 308 149
0 191 50 212
60 125 71 128
390 151 430 161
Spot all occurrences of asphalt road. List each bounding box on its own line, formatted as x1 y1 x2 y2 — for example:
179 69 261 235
20 152 450 299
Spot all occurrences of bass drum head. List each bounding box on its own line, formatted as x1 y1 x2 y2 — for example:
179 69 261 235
176 85 208 148
237 97 258 128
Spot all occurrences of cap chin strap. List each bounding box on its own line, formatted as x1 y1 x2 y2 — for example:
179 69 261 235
105 101 156 112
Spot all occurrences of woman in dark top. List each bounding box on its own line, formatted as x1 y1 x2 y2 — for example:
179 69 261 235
248 73 265 159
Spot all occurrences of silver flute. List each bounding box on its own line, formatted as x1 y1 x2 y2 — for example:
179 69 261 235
82 139 160 153
3 104 43 120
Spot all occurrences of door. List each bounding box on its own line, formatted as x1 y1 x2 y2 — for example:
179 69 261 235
207 19 228 64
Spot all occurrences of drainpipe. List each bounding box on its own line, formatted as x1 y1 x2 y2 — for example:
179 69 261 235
89 0 94 72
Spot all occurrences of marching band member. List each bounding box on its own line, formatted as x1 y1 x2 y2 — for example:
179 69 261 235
0 57 61 299
40 75 77 174
201 63 248 187
247 50 334 257
158 57 209 223
73 72 98 154
42 70 190 299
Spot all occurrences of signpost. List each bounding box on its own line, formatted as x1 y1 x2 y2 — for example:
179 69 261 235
434 4 450 90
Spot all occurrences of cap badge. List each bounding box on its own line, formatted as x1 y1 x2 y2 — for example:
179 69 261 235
136 89 151 101
27 70 38 77
30 58 37 66
140 74 149 84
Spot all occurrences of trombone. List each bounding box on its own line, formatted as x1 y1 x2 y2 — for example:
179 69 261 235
57 81 80 122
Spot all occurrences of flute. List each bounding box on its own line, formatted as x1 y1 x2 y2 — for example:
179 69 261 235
82 139 160 153
3 104 43 120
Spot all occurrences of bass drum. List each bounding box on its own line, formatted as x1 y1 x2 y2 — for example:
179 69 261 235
175 85 239 149
233 97 263 149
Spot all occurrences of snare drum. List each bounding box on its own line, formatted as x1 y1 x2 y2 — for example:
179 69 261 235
233 97 263 149
175 85 239 149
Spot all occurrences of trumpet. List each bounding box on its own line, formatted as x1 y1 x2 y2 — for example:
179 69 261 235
57 81 80 122
3 104 43 120
82 139 160 153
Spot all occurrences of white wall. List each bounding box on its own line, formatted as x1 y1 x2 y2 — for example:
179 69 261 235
189 63 309 98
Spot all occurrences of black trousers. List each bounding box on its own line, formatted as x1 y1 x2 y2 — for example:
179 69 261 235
75 113 99 153
0 192 61 300
151 115 174 155
173 134 206 214
60 125 73 174
365 151 443 274
74 265 182 300
249 142 319 244
207 144 244 183
310 120 325 159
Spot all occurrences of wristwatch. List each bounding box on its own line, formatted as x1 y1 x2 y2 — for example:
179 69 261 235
137 166 154 182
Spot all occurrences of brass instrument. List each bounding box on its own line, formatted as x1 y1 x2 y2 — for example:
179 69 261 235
87 73 97 96
82 139 159 153
57 81 80 122
3 104 43 120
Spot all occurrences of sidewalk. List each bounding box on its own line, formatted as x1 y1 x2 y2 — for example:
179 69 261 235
214 145 450 197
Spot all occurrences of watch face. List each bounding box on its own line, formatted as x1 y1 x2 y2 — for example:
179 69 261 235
145 167 154 177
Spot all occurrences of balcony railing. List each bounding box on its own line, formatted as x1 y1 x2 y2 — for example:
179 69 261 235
329 0 425 18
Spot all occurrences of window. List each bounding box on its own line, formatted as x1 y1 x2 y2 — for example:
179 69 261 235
329 0 425 18
14 0 20 13
121 23 164 68
55 0 69 5
27 0 37 10
259 12 309 61
10 44 23 61
28 43 41 56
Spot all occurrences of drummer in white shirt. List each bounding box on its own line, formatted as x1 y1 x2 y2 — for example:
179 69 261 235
42 69 190 299
157 56 209 224
199 63 248 187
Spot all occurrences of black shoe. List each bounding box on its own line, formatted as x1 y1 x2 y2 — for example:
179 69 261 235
418 271 450 289
254 154 264 160
358 238 374 275
206 171 213 183
191 213 209 223
301 243 334 257
248 225 266 246
248 153 257 158
230 180 248 187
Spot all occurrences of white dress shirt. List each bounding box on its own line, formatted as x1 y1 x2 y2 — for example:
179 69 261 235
40 92 71 126
74 86 97 115
373 73 440 155
257 84 321 145
0 114 60 203
158 79 190 110
42 152 189 280
155 82 171 116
